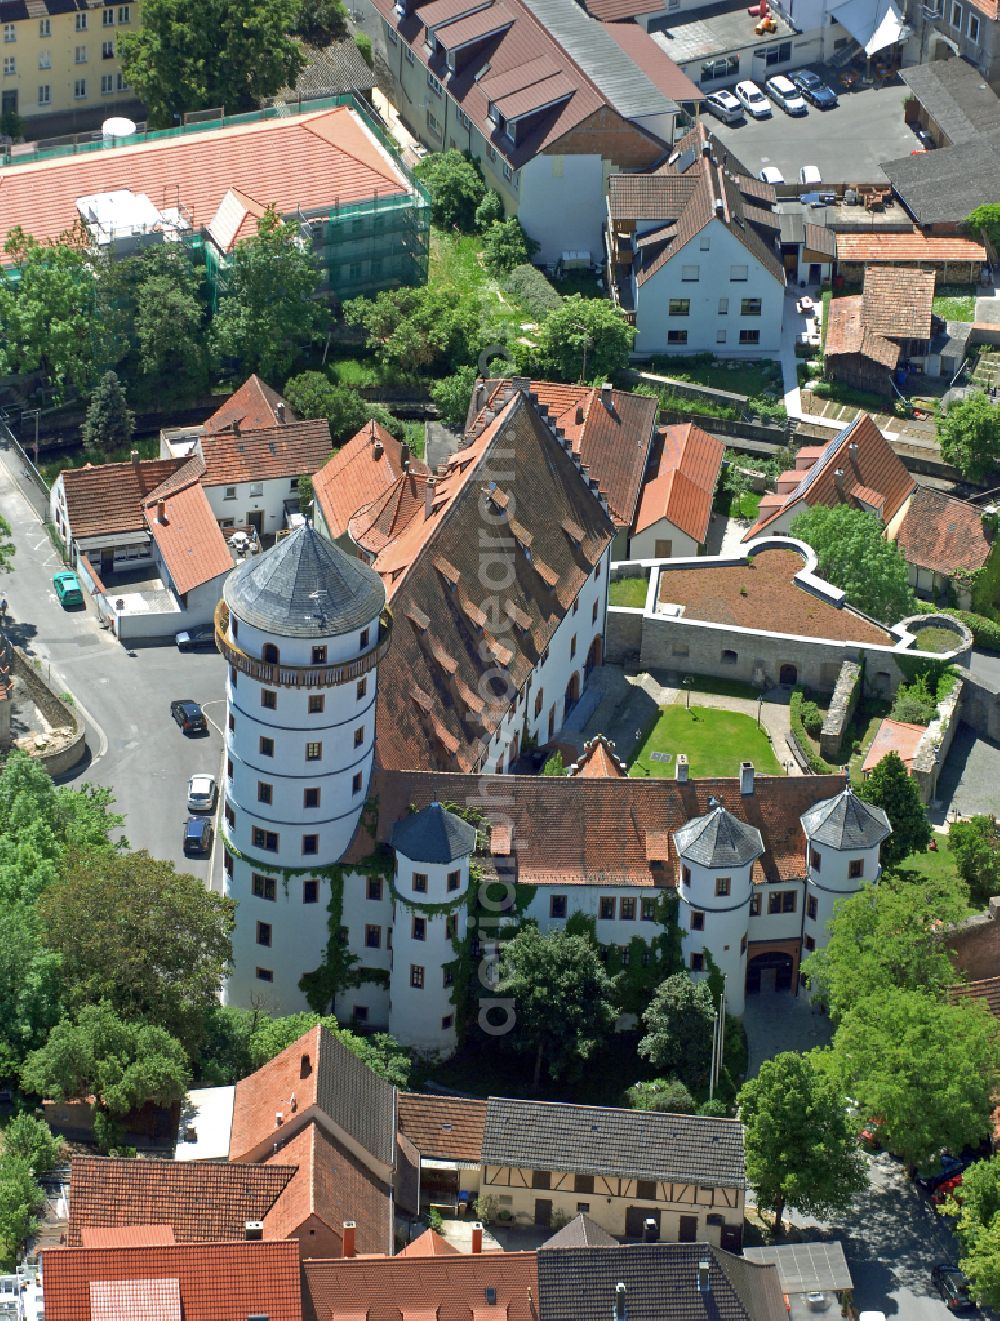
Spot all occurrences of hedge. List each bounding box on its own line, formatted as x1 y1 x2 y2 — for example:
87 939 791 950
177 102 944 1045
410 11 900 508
789 689 838 774
916 603 1000 651
501 264 562 320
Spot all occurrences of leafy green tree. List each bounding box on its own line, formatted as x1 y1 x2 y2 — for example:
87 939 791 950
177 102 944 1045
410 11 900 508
481 219 538 275
856 751 932 869
37 849 234 1058
297 474 314 516
967 204 1000 253
211 207 323 382
949 816 1000 909
802 870 968 1022
20 1003 190 1119
344 285 478 376
737 1051 866 1234
431 365 478 429
962 1219 1000 1312
247 1011 410 1086
637 974 715 1092
541 751 565 776
826 987 1000 1168
475 190 505 232
626 1077 695 1113
0 1156 44 1271
197 1005 257 1086
520 295 635 384
412 150 485 231
938 391 1000 482
0 107 22 141
498 926 619 1088
0 515 13 575
947 1156 1000 1310
283 371 369 444
81 371 135 459
2 1113 63 1176
789 504 916 625
889 673 939 725
114 246 212 403
294 0 348 46
118 0 305 127
354 32 373 67
0 908 63 1076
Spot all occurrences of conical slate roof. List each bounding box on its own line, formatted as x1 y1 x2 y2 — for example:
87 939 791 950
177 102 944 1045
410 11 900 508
224 523 385 639
391 802 478 864
673 801 764 868
800 786 891 850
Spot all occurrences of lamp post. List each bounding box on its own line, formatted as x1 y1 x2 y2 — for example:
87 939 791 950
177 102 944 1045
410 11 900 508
682 675 695 710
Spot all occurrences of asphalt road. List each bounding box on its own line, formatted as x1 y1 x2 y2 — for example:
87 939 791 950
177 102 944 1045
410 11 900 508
707 80 916 185
0 445 227 886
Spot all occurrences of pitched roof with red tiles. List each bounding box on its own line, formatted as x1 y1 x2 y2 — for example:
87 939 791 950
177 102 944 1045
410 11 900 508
363 767 849 889
569 734 627 778
894 484 992 576
835 230 987 265
199 418 333 487
203 375 295 435
658 546 893 646
349 470 433 556
862 266 935 340
313 421 430 541
0 105 412 255
78 1225 177 1248
302 1250 539 1321
397 1094 487 1163
144 478 233 595
634 422 723 542
948 975 1000 1018
862 717 926 776
59 457 185 542
823 294 900 371
67 1157 297 1246
399 1229 463 1257
264 1120 392 1256
41 1240 302 1321
374 388 615 772
744 414 915 541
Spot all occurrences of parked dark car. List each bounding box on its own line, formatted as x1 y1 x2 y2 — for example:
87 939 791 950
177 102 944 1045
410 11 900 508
183 815 213 857
175 625 218 652
931 1264 977 1314
917 1152 972 1193
170 699 207 734
790 68 839 108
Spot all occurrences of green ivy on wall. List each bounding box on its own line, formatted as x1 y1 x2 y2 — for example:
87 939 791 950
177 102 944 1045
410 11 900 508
565 892 684 1017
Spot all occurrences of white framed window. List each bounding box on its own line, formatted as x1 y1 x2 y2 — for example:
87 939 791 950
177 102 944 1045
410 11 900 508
38 83 50 104
385 20 397 43
968 11 980 40
38 17 50 35
38 50 51 68
716 328 727 343
102 39 114 57
2 56 13 75
667 329 688 344
118 5 131 20
718 297 729 315
103 7 115 24
101 72 113 93
75 44 87 62
739 328 761 345
74 77 87 97
699 235 710 250
427 109 440 133
224 486 237 501
249 481 264 497
456 106 470 129
2 23 15 42
76 11 87 29
503 161 513 180
951 0 962 25
730 264 749 281
116 71 127 89
427 71 442 95
404 44 415 63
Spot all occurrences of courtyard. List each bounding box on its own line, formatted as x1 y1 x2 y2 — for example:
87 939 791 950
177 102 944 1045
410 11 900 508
629 703 783 778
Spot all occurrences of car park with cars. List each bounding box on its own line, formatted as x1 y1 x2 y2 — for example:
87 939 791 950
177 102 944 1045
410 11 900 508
760 165 784 185
799 164 822 186
187 773 218 813
704 89 744 124
931 1264 977 1314
790 68 838 108
52 570 84 608
765 74 807 115
734 80 771 119
175 624 218 652
183 814 213 857
170 699 207 734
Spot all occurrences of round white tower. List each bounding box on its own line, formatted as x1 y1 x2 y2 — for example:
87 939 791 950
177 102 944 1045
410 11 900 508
800 781 891 957
388 802 477 1058
673 798 764 1016
218 523 388 1013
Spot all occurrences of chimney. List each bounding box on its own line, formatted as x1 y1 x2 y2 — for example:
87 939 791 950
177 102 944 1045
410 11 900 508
424 476 436 520
276 401 286 424
740 761 754 796
614 1282 627 1321
575 404 585 425
702 139 711 156
244 1221 264 1242
714 198 724 215
233 418 241 438
156 500 167 525
848 442 859 460
676 753 689 783
471 1222 483 1254
130 449 140 467
289 1091 297 1114
275 1111 283 1128
299 1052 311 1079
401 450 410 473
600 382 614 406
697 1260 711 1294
373 440 384 460
343 1221 357 1258
834 467 845 490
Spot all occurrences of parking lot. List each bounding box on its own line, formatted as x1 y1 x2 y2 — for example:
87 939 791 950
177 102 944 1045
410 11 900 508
707 77 916 184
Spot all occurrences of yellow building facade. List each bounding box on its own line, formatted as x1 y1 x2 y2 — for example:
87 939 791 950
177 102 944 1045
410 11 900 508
1 0 141 129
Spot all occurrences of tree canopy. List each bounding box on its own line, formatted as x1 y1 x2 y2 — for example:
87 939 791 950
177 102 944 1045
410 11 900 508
789 504 916 625
737 1051 866 1233
412 151 486 231
967 204 1000 253
247 1012 411 1087
519 295 635 384
637 973 716 1092
431 366 478 429
949 815 1000 909
948 1155 1000 1310
0 515 13 575
283 372 370 445
81 370 134 459
481 219 538 275
498 926 619 1088
856 751 932 869
2 1113 63 1177
0 1155 44 1272
938 392 1000 482
626 1077 696 1114
344 285 479 377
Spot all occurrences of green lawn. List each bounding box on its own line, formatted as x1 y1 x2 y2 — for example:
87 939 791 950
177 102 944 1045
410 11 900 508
401 420 426 460
609 576 649 608
677 675 763 700
732 491 761 520
429 229 533 335
913 626 960 654
933 287 977 322
896 831 956 884
644 355 783 400
629 705 782 778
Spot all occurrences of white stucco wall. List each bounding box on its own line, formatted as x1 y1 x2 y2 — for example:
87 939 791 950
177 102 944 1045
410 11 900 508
628 520 700 561
517 153 609 269
204 474 302 536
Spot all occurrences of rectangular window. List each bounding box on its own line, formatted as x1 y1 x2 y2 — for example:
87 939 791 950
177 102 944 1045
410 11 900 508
715 877 731 897
2 22 13 41
447 869 461 892
969 11 980 39
118 5 130 20
531 1171 551 1190
750 893 761 916
252 874 276 901
807 894 818 920
261 689 277 710
427 71 442 95
103 6 114 24
256 921 272 947
404 43 415 62
224 803 235 829
249 481 264 497
763 39 791 64
951 0 962 25
410 964 424 989
740 298 762 316
849 859 864 879
360 627 370 648
302 834 319 856
2 56 13 74
550 894 567 919
308 694 325 715
368 877 383 902
668 299 690 316
352 771 363 795
667 330 689 345
255 967 274 982
691 910 705 931
769 890 797 914
636 1179 656 1200
76 12 87 29
306 742 322 761
365 924 381 949
354 726 365 748
412 915 426 941
575 1174 594 1194
682 865 691 886
102 39 114 57
224 486 237 501
312 645 328 664
75 45 87 62
730 265 749 282
412 872 428 893
620 897 637 921
690 951 705 971
73 77 87 98
357 677 367 700
641 898 656 921
446 913 458 940
252 827 279 852
260 736 274 757
599 896 615 920
386 20 397 42
101 72 113 92
570 635 577 659
700 53 738 80
809 849 821 871
257 782 273 805
804 934 816 951
592 600 599 624
739 329 761 345
39 17 50 34
716 329 727 344
303 787 320 810
718 297 729 314
441 1014 454 1030
443 966 455 987
303 879 319 904
681 264 700 282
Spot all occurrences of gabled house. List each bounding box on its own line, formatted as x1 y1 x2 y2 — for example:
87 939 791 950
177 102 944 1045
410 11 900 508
312 420 431 551
607 122 785 356
630 422 723 559
824 267 936 397
892 485 994 607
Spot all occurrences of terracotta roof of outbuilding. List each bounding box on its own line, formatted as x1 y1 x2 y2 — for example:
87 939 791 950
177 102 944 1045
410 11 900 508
67 1156 296 1246
397 1094 487 1163
144 480 233 595
822 294 900 372
894 485 992 576
59 457 185 541
302 1250 540 1321
78 1225 177 1248
834 230 987 265
313 421 430 541
399 1229 463 1257
862 266 935 340
569 735 627 778
948 975 1000 1018
363 767 849 888
862 718 926 776
199 418 332 487
40 1240 303 1321
634 422 723 542
0 104 411 254
349 470 432 556
540 1214 618 1249
203 376 295 434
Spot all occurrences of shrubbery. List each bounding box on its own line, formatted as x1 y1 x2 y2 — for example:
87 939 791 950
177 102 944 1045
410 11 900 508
500 264 562 320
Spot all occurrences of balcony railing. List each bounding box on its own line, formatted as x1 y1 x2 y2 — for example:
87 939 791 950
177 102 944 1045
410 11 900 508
214 600 392 688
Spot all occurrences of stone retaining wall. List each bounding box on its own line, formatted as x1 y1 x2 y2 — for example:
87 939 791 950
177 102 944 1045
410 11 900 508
820 661 861 761
958 670 1000 742
11 647 87 776
911 677 963 806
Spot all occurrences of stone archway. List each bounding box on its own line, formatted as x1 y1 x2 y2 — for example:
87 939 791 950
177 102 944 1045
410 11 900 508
746 938 802 996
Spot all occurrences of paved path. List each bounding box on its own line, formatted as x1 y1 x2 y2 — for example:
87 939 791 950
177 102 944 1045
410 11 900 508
743 988 833 1076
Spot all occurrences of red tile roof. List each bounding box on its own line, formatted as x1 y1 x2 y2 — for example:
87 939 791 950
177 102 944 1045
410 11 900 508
230 1025 323 1163
313 421 429 541
862 266 935 339
0 105 411 255
822 294 900 371
744 414 915 540
349 471 432 556
894 485 992 576
600 23 703 103
634 422 724 543
399 1229 463 1257
862 717 926 776
397 1094 487 1163
41 1240 302 1321
67 1156 296 1246
948 975 1000 1017
78 1226 177 1248
302 1250 539 1321
59 457 185 542
569 734 627 778
658 546 893 645
144 478 233 595
835 230 987 265
203 376 295 434
199 418 333 487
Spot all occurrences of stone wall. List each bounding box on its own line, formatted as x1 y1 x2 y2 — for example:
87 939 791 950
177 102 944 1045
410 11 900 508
959 671 1000 742
910 676 963 806
820 661 861 760
606 607 644 665
11 647 87 776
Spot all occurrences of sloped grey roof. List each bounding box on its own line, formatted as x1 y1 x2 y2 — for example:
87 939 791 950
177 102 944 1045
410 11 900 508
316 1026 396 1169
800 786 890 850
673 803 765 868
883 130 1000 226
391 802 477 863
482 1098 745 1187
537 1243 786 1321
744 1241 853 1295
224 523 385 638
899 60 1000 145
540 1214 619 1250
